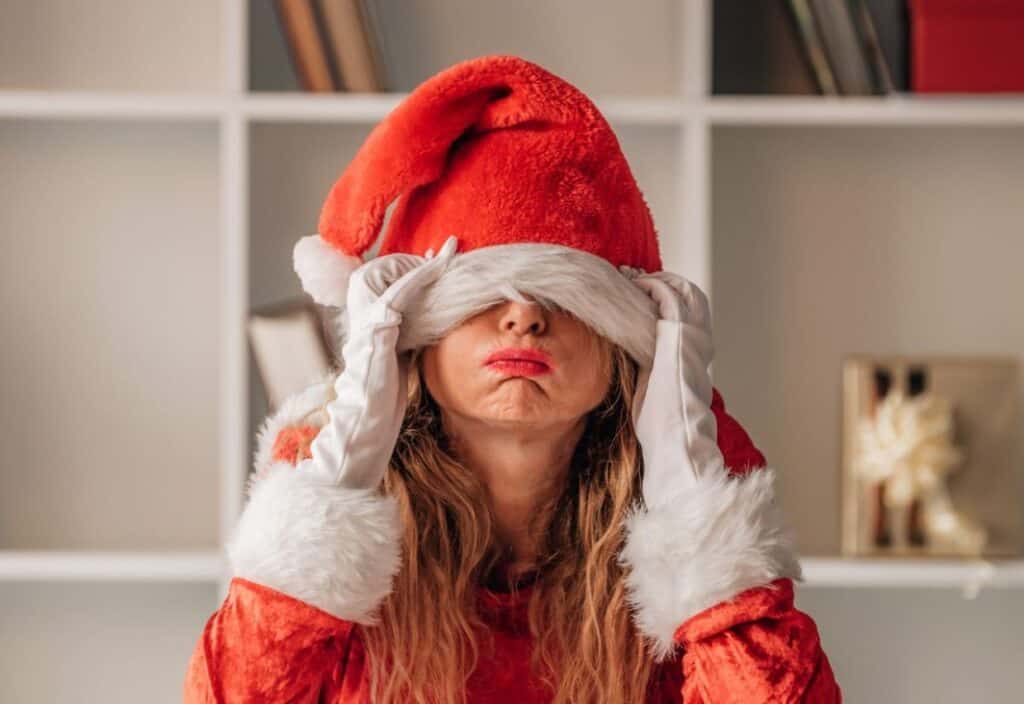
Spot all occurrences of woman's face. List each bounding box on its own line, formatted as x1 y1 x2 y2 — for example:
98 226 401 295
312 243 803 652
420 298 612 430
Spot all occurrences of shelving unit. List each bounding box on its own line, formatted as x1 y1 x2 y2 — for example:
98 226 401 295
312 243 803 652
2 1 1021 702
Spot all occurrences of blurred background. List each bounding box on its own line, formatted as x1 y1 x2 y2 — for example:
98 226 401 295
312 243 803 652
1 1 1022 702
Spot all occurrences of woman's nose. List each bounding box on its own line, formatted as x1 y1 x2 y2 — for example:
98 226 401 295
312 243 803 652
498 299 547 337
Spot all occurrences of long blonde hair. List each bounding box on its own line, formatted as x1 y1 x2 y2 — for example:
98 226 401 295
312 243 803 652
360 342 657 703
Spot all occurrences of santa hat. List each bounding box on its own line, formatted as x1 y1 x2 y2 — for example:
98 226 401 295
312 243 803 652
293 54 664 365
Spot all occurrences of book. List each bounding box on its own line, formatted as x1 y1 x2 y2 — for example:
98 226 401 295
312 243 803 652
808 0 876 94
247 298 336 412
787 0 840 95
360 0 391 90
712 0 820 94
274 0 338 92
358 0 392 90
317 0 388 92
910 0 1024 93
860 0 909 91
851 0 897 94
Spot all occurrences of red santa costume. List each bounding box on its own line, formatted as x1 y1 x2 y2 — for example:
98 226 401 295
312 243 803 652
184 54 842 703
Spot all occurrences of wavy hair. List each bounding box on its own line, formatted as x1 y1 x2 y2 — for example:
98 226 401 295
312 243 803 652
358 338 658 703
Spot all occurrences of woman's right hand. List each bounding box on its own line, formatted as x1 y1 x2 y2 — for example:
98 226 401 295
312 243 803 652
307 234 459 490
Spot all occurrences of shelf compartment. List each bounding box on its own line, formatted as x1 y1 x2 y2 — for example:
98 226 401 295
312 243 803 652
0 119 222 551
0 0 221 93
0 580 218 702
796 580 1024 702
247 0 682 96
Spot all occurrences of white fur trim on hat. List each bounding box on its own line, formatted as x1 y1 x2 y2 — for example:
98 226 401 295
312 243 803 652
227 462 402 625
397 243 661 368
293 234 363 308
618 462 804 662
307 239 662 367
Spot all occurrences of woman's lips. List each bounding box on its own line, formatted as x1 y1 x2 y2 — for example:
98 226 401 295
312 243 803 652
484 347 554 377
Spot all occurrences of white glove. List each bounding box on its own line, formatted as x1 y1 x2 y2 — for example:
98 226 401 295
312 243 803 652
630 272 725 507
306 235 459 489
620 271 803 661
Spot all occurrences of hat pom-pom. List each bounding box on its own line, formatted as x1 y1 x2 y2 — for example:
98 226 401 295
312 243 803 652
292 234 363 308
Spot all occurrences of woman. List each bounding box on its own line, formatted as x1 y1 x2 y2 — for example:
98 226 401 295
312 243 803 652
185 55 841 703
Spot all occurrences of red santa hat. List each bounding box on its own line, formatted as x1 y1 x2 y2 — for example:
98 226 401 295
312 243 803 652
293 54 664 363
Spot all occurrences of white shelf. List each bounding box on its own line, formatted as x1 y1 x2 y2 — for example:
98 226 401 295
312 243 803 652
800 557 1024 591
0 551 225 582
706 95 1024 126
0 91 223 120
4 549 1020 591
592 96 685 125
243 91 405 122
5 91 1024 127
0 90 686 125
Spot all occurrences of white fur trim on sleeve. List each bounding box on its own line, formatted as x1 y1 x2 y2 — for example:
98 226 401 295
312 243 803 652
252 371 336 479
293 234 363 308
618 463 803 661
227 462 403 624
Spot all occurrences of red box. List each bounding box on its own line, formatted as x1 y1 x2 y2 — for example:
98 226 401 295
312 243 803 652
910 0 1024 92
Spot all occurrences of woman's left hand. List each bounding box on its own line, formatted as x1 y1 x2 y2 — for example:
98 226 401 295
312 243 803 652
617 271 838 702
628 271 725 507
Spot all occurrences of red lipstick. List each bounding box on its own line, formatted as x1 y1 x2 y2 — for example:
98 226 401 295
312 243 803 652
484 347 554 377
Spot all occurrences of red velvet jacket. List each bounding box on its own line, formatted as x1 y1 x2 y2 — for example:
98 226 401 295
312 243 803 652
184 387 842 703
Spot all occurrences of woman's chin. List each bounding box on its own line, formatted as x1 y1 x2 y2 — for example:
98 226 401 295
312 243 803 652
475 380 560 425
